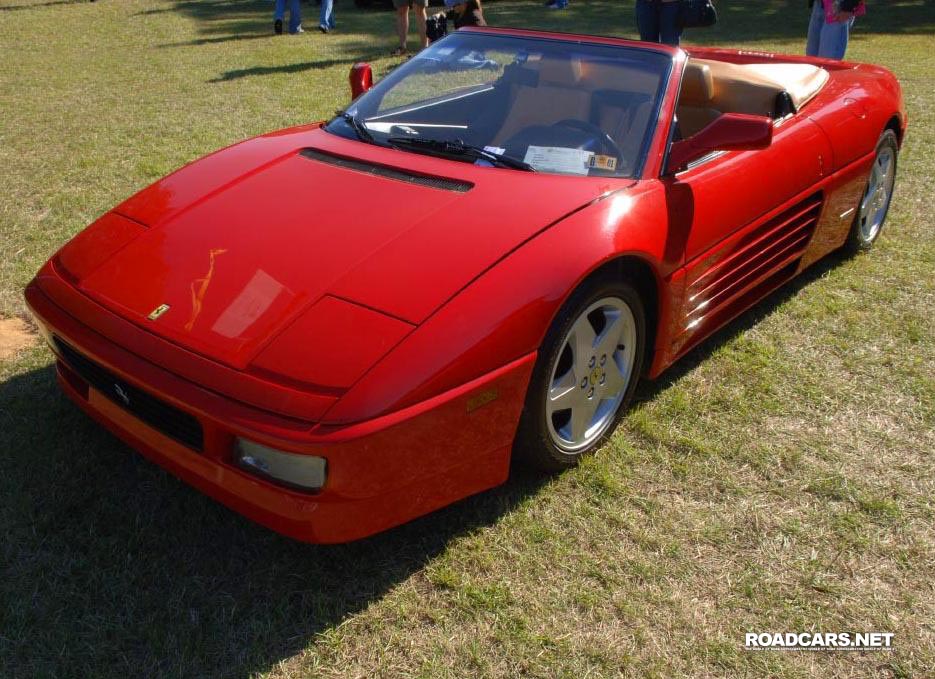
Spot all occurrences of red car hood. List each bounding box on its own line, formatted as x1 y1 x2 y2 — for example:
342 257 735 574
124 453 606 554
71 127 629 369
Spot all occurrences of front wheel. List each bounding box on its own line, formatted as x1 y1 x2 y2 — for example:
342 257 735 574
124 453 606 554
845 129 898 252
515 278 646 472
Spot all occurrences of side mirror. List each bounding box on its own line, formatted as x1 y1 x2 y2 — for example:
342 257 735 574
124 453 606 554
349 62 373 100
667 113 773 174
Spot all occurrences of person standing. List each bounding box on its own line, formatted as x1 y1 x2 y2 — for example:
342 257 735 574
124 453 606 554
635 0 682 46
807 0 865 60
319 0 335 33
274 0 303 35
393 0 429 57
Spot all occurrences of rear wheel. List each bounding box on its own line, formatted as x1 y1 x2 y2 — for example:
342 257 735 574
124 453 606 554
846 129 898 252
516 278 646 472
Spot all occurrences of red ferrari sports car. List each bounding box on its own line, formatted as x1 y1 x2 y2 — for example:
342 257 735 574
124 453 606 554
26 27 905 543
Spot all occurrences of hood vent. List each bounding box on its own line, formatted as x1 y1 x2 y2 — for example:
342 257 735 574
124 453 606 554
300 148 473 193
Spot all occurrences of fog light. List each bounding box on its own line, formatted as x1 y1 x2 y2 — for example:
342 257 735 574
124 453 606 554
233 438 327 492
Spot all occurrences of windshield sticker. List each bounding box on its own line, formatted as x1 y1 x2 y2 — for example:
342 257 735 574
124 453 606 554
590 154 618 171
484 145 506 155
523 146 594 176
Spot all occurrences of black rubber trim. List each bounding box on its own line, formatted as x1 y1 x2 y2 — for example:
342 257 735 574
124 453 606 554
54 337 204 452
300 148 473 192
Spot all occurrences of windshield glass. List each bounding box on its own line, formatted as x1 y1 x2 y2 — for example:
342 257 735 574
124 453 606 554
325 32 672 178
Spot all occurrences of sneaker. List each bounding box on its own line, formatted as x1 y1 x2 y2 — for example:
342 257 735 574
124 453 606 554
274 18 283 34
318 24 329 33
293 25 305 33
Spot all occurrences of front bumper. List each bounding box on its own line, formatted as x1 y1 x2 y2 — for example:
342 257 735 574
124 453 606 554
25 280 535 543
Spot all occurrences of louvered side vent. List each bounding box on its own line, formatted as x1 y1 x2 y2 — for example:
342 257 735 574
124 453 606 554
300 149 473 193
685 193 823 331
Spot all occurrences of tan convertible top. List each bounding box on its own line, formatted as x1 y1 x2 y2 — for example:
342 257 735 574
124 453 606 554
678 58 830 137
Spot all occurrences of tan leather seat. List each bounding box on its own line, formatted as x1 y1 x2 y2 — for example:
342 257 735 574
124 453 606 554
493 56 591 144
677 60 721 138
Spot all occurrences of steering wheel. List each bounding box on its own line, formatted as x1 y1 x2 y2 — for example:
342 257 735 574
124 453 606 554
551 119 623 165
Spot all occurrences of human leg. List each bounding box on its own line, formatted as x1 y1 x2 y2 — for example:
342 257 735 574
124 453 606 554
287 0 302 34
395 2 410 54
320 0 335 30
817 16 853 59
274 0 285 33
658 1 682 46
413 5 428 49
635 0 660 42
805 0 824 56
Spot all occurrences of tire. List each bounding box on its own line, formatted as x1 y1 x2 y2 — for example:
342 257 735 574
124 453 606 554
515 277 646 472
845 129 898 253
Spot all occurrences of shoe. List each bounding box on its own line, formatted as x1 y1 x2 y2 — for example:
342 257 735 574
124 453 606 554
293 25 305 33
391 46 408 57
319 24 329 33
274 18 283 34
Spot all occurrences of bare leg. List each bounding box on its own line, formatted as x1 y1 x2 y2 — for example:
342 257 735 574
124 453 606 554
414 5 428 50
396 6 409 52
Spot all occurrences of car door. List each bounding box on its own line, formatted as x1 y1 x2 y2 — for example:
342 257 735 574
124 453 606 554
664 113 833 358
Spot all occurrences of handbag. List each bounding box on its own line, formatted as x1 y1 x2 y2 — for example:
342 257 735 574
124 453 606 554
678 0 718 29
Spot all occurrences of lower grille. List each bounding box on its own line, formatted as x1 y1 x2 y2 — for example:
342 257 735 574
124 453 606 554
54 338 204 451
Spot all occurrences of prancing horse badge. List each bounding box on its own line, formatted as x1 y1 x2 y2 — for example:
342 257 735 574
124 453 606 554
148 304 170 320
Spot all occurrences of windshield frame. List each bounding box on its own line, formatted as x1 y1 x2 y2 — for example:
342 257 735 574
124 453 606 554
325 29 676 180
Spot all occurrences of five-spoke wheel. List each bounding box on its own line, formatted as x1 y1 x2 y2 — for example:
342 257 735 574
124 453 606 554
516 279 645 471
848 129 898 252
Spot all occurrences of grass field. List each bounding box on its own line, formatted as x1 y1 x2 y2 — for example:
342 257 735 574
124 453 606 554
1 1 934 677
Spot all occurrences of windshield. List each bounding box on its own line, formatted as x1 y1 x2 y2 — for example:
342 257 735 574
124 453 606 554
325 32 672 178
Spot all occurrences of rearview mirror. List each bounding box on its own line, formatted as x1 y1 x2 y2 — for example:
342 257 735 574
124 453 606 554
667 113 773 174
349 63 373 101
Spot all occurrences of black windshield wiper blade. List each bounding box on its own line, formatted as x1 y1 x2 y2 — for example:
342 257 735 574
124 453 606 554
335 110 374 144
386 137 535 172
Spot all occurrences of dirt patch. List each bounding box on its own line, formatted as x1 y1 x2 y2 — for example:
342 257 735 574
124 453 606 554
0 317 38 361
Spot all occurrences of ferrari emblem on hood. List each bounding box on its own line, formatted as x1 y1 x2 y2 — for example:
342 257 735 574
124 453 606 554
147 304 171 320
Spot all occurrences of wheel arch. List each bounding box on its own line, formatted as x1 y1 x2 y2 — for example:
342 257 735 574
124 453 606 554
563 254 661 377
885 114 903 147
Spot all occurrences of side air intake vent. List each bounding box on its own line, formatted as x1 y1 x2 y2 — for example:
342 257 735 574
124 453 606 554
300 148 473 193
683 192 824 333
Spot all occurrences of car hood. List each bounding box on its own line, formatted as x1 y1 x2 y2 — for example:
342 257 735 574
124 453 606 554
73 127 630 369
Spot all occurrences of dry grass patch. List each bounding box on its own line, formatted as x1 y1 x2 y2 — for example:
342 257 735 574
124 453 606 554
0 317 37 361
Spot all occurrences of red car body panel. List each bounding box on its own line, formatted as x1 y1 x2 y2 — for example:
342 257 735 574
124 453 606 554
25 28 906 542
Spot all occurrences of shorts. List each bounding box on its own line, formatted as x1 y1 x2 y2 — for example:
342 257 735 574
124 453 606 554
393 0 429 8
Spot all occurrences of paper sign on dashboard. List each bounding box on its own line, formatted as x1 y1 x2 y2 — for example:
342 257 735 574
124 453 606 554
523 146 593 175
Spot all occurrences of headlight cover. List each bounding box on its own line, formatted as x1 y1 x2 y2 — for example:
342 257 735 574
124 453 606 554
234 438 327 492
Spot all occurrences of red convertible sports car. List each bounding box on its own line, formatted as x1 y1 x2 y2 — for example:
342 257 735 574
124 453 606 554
26 27 905 543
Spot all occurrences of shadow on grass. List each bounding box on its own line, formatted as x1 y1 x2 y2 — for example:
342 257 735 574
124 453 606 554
0 246 856 676
0 360 547 677
0 0 86 12
634 249 853 405
209 50 388 82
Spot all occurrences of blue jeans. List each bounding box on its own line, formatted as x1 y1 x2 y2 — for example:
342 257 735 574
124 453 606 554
274 0 302 34
320 0 335 29
806 0 854 60
636 0 681 47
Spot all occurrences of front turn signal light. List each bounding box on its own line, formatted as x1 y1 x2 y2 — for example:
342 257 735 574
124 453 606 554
233 438 327 493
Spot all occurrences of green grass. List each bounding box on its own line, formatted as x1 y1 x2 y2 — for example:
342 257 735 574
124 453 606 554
1 1 934 677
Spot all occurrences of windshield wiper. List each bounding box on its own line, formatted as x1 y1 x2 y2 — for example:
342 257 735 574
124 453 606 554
334 110 375 144
386 137 535 172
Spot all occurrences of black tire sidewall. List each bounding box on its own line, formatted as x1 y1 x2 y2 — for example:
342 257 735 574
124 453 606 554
515 276 646 472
